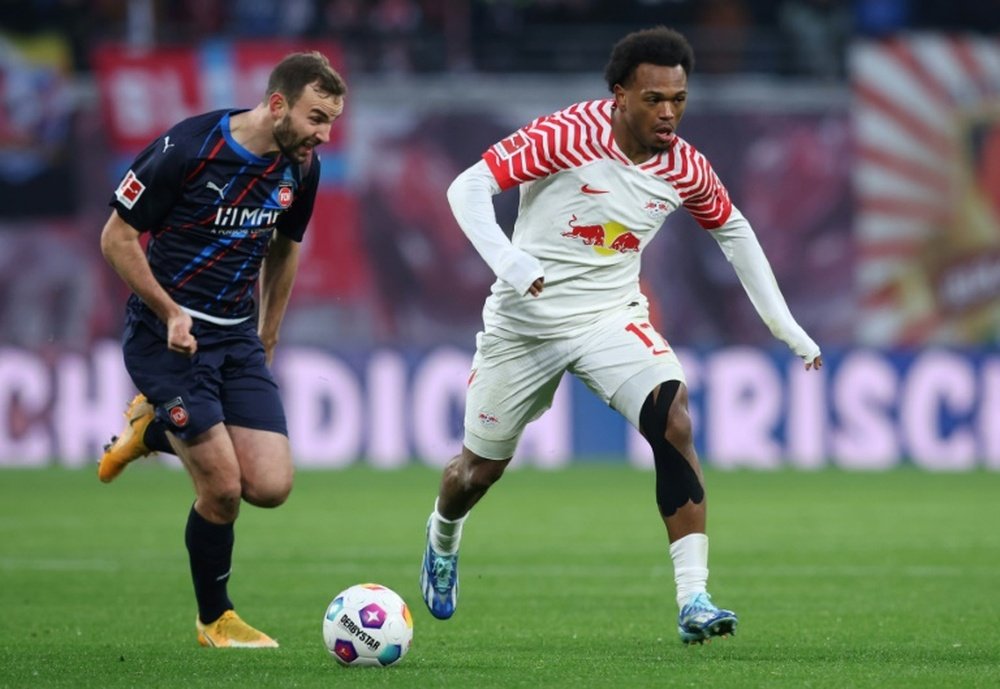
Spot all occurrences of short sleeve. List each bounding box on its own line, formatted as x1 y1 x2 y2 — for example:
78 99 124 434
110 134 187 232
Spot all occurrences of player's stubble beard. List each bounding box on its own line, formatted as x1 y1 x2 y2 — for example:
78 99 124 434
273 113 315 163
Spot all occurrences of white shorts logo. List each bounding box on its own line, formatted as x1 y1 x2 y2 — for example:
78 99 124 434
477 410 500 427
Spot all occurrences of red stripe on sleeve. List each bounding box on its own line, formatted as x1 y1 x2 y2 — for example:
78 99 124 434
663 140 733 229
482 100 613 190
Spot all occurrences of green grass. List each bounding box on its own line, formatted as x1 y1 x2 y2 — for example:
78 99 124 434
1 465 998 688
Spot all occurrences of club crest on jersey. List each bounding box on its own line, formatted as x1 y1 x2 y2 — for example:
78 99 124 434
492 132 528 160
115 170 146 209
164 396 189 428
643 198 672 219
278 182 293 208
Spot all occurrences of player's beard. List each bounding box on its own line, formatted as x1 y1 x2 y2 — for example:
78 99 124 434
273 114 313 163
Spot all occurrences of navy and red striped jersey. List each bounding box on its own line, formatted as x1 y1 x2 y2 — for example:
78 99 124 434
110 109 320 321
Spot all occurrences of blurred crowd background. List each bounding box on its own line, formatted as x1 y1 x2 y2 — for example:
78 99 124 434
6 0 1000 77
7 0 1000 353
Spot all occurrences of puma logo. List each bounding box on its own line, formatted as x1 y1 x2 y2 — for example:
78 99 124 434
206 180 231 200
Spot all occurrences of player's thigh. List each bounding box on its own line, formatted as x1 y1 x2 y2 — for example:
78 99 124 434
227 425 293 506
170 422 242 500
218 343 292 504
463 331 571 460
570 306 686 428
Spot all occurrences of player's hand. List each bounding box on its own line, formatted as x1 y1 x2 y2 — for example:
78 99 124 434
260 333 278 366
805 355 823 371
166 311 197 356
527 277 544 297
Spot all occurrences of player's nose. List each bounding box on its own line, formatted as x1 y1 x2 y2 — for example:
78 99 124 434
315 124 332 145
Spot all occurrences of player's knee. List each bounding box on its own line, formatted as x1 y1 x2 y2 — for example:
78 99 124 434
242 475 293 508
469 459 507 492
639 381 692 444
448 451 508 494
665 395 694 449
639 381 678 439
639 381 704 517
200 484 243 521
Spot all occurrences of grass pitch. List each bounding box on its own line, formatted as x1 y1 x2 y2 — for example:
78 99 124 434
1 464 998 688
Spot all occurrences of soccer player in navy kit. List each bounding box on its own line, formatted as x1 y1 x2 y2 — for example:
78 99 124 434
99 52 346 648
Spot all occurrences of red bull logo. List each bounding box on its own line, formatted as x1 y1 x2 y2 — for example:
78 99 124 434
562 215 606 246
562 215 641 255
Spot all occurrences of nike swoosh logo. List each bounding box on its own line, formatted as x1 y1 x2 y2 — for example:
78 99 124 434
580 184 609 195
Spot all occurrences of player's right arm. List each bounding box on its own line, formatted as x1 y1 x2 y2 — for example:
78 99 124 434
100 211 196 355
447 159 544 297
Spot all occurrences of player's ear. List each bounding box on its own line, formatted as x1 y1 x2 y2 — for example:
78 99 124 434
267 92 287 119
612 83 627 109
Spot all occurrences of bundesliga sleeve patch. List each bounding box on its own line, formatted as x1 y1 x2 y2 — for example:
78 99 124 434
115 169 146 209
490 132 528 161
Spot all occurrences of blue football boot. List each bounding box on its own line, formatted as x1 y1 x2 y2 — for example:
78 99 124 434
420 529 458 620
677 592 738 644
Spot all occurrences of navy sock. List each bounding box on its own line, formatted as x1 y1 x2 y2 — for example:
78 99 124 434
185 505 235 625
142 419 173 454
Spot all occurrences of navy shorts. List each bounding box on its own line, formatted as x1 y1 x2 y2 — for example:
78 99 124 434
121 304 287 441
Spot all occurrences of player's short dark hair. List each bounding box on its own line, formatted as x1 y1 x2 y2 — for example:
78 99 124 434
604 27 695 91
267 51 347 106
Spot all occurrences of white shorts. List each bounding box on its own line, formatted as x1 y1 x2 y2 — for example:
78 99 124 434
464 303 686 459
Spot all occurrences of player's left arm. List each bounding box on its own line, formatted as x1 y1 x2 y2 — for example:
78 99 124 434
709 207 822 370
261 157 318 364
258 232 301 365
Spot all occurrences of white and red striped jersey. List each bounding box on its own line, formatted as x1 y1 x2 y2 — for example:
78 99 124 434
477 98 733 337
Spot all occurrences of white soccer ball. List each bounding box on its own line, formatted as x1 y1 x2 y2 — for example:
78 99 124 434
323 583 413 667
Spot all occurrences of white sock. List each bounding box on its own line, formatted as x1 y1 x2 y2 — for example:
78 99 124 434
427 499 467 555
669 533 709 609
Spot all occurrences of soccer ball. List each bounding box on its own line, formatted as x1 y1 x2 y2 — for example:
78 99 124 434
323 583 413 667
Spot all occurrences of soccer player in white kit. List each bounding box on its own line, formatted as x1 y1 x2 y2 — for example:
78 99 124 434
420 26 823 644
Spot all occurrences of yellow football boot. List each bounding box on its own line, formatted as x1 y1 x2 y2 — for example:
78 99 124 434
98 394 154 483
196 610 279 648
